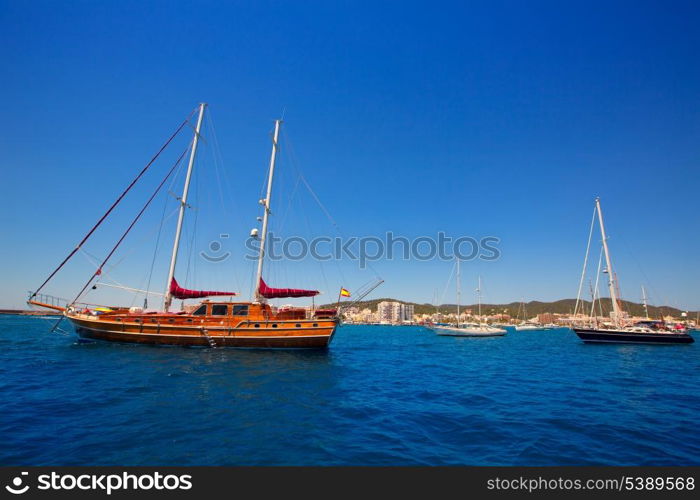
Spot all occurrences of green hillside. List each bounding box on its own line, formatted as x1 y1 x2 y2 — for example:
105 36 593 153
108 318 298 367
325 297 696 318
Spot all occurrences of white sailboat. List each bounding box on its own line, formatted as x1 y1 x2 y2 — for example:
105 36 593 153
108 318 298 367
514 323 540 331
432 263 506 337
514 299 540 330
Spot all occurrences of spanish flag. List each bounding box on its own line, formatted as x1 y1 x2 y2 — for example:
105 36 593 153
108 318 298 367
340 287 351 297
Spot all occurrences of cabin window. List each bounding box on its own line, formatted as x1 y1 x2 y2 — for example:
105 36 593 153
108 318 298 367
296 323 301 328
313 323 318 327
211 305 228 316
254 323 260 328
193 305 207 316
272 324 278 328
232 305 249 316
168 319 174 323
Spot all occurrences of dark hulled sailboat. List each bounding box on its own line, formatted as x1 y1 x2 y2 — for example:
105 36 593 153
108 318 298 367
572 198 694 345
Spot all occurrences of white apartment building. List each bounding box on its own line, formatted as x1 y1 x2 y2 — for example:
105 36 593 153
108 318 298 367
377 301 414 324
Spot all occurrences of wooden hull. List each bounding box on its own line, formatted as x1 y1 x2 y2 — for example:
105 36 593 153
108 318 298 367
574 328 694 345
67 314 337 349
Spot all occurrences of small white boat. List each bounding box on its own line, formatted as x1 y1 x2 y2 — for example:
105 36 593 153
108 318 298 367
432 323 507 337
514 323 540 331
431 260 506 338
514 300 545 330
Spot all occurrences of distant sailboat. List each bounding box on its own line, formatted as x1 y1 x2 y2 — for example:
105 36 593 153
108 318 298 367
573 197 693 344
514 324 539 331
431 262 506 337
514 299 539 330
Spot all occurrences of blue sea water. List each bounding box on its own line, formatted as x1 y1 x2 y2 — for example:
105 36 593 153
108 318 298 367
1 316 698 466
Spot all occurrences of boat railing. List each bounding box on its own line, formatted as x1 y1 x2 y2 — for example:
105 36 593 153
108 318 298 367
27 291 71 310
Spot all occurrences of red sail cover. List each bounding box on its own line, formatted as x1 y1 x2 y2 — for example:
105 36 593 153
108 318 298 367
169 278 237 300
258 278 319 299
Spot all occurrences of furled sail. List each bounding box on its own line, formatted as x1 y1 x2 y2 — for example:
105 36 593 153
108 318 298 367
169 278 237 300
258 278 319 299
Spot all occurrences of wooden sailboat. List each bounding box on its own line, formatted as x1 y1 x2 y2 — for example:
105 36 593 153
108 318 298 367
572 198 693 345
28 104 339 348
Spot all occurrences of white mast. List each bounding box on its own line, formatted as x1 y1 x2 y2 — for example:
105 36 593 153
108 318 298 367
456 258 461 327
163 102 207 312
641 285 649 319
574 205 597 317
254 119 282 301
477 276 482 321
595 197 622 324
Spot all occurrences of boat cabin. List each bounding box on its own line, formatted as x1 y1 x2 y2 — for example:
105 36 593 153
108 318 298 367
189 301 335 321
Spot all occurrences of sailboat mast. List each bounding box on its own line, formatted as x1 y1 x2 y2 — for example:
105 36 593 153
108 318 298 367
254 119 282 301
477 276 482 319
456 258 461 327
642 285 649 319
595 197 622 324
163 103 206 312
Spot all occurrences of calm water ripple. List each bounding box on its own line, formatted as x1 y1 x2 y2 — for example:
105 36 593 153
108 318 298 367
0 316 698 465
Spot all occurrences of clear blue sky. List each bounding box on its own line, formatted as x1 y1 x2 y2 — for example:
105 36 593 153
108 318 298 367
1 0 699 311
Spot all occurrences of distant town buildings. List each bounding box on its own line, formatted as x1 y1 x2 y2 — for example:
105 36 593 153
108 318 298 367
537 313 556 324
337 300 696 329
341 301 415 324
377 301 414 324
402 304 415 322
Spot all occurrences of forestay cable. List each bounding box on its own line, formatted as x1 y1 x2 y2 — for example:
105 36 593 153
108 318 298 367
71 146 191 305
30 107 198 299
